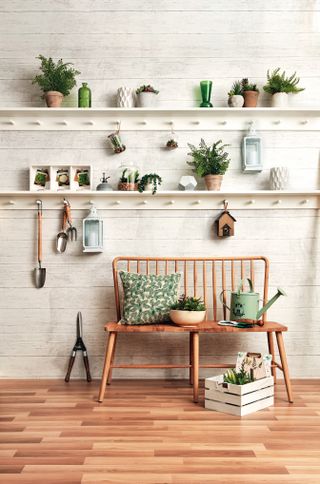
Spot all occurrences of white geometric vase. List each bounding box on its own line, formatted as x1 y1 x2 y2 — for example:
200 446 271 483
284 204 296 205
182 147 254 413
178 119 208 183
270 167 289 190
117 87 135 108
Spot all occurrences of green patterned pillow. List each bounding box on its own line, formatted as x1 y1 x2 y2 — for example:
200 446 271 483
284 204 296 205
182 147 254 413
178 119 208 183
119 271 181 325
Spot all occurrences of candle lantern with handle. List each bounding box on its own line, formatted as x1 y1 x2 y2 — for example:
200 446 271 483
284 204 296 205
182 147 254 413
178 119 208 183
241 122 263 173
83 204 103 253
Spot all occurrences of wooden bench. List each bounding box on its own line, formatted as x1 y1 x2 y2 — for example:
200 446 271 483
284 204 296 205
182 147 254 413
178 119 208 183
98 256 293 404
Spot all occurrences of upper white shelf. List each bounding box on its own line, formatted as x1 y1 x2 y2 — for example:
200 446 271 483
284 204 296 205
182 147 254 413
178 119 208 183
0 107 319 131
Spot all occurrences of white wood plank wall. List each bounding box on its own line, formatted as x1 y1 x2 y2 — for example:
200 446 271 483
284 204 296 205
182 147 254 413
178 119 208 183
0 0 319 378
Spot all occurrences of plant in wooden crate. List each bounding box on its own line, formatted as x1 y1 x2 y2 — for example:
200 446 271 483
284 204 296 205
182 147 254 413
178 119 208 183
187 139 230 191
136 85 159 107
138 173 162 194
263 68 304 107
32 55 80 107
118 168 140 191
223 362 254 385
170 295 206 326
228 80 244 108
241 78 259 107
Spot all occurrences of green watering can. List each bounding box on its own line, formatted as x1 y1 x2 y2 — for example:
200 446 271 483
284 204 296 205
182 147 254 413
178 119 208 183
220 278 287 324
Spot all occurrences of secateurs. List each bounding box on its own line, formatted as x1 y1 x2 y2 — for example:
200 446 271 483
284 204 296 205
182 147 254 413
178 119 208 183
65 312 92 382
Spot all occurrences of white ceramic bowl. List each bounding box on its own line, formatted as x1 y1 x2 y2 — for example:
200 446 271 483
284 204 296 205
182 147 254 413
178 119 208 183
169 309 206 326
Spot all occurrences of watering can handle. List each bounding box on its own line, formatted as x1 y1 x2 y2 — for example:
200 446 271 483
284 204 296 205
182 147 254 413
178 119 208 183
219 290 231 311
237 278 254 295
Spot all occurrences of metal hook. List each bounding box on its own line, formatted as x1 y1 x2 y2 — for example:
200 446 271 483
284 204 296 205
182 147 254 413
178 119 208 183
223 199 228 211
36 199 43 213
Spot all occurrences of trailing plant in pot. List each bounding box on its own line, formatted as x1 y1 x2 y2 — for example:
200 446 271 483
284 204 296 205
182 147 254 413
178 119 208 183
170 295 206 326
228 80 244 108
118 168 140 191
187 139 230 191
138 173 162 194
241 78 259 107
32 55 80 107
263 68 304 107
136 85 159 107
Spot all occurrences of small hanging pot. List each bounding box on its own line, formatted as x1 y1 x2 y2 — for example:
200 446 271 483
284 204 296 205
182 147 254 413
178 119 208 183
165 123 178 150
108 122 126 154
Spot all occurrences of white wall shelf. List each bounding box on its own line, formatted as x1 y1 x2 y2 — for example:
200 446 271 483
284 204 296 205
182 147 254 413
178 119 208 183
0 107 319 131
1 190 319 210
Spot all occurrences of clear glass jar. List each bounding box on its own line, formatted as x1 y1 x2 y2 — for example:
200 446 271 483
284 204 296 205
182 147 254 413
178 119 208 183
117 163 140 191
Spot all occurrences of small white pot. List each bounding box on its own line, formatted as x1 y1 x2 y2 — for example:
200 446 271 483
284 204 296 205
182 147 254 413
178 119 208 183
117 87 135 108
170 309 206 326
137 92 158 107
270 167 289 190
228 95 244 108
271 92 288 108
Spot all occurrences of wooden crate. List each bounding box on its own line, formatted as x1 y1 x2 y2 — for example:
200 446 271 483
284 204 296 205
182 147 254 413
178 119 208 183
205 374 274 416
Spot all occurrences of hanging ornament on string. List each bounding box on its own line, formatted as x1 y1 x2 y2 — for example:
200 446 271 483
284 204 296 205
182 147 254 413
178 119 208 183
165 122 178 150
215 200 236 238
107 121 126 154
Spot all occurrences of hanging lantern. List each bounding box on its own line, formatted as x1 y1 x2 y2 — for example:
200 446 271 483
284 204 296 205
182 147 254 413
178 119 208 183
241 122 262 173
83 204 103 253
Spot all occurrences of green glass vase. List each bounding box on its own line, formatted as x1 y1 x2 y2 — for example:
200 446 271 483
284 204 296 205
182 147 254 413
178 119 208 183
78 82 92 108
200 80 213 108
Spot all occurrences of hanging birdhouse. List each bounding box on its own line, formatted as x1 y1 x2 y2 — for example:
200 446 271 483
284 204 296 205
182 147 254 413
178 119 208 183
83 204 103 253
241 122 262 173
216 202 236 238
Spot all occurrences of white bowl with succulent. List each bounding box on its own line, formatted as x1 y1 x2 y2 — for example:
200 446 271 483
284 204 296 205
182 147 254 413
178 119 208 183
170 295 206 326
136 85 159 107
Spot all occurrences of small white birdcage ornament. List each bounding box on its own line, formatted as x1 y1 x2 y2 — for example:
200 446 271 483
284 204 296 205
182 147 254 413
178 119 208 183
242 122 263 173
83 204 103 253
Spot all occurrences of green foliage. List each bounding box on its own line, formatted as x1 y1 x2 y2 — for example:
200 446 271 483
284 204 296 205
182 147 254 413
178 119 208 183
171 295 206 311
241 78 259 92
136 84 159 95
187 139 230 177
228 80 243 97
263 68 304 94
138 173 162 194
120 169 140 183
223 362 254 385
32 55 80 97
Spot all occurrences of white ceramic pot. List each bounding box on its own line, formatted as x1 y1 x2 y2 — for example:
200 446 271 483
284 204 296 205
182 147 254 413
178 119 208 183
271 92 288 108
228 95 244 108
117 87 135 108
270 167 289 190
170 309 206 327
137 92 158 107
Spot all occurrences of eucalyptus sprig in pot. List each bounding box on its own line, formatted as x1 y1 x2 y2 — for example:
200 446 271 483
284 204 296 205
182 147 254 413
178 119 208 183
263 68 304 107
138 173 162 194
170 295 206 326
187 139 230 191
241 78 259 107
32 55 80 107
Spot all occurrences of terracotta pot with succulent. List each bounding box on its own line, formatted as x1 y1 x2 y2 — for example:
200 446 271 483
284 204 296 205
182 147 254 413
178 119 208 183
136 85 159 107
118 168 140 191
241 78 259 107
263 68 304 107
187 139 230 191
138 173 162 194
228 80 244 108
170 295 206 327
32 55 80 108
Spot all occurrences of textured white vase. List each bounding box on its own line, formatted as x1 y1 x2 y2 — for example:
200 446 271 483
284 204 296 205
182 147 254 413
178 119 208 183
270 167 289 190
271 92 288 108
117 87 135 108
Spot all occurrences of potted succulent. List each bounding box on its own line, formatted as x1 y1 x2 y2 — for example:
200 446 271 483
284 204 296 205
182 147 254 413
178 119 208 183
228 80 244 108
170 295 206 326
138 173 162 194
241 78 259 107
118 168 140 191
187 139 230 191
32 55 80 107
263 68 304 107
136 85 159 107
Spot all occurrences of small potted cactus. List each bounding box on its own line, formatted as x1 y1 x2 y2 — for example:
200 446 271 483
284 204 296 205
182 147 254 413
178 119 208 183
170 295 206 326
136 85 159 107
241 78 259 107
228 80 244 108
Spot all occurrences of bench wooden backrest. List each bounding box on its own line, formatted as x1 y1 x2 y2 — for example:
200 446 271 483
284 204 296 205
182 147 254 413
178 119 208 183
112 256 269 322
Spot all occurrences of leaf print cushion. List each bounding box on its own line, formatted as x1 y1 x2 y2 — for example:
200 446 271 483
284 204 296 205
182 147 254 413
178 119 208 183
119 271 181 325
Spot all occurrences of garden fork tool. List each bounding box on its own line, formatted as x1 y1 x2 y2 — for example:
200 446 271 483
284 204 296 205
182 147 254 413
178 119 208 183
64 199 77 241
65 312 92 382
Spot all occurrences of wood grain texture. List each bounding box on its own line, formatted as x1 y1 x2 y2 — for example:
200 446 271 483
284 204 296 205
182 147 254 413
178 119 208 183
0 379 320 483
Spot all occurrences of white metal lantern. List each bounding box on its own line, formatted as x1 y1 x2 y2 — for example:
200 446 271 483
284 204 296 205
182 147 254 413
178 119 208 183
83 204 103 253
242 122 262 173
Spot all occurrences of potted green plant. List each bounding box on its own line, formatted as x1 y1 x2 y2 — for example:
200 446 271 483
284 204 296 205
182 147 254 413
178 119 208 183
228 80 244 108
32 55 80 108
241 78 259 107
138 173 162 194
118 168 140 191
170 295 206 326
263 68 304 107
187 139 230 191
136 85 159 107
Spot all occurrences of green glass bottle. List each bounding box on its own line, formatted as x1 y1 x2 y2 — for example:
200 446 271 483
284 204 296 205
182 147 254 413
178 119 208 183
78 82 92 108
200 80 213 108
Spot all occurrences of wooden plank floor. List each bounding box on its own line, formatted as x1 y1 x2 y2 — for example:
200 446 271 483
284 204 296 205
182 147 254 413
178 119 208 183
0 379 320 484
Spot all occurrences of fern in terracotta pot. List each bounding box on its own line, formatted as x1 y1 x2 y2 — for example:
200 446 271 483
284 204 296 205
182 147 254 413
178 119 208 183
32 55 80 107
187 139 230 191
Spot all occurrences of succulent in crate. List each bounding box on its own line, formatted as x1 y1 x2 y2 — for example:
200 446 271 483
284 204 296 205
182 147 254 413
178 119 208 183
223 361 254 385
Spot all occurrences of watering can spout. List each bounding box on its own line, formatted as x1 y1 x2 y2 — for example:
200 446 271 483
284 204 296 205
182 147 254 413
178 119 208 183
257 287 287 320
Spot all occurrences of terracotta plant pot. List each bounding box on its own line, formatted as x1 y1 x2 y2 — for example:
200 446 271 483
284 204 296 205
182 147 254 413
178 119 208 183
45 91 64 108
204 174 223 191
170 309 206 327
118 182 138 191
271 92 288 107
243 90 259 108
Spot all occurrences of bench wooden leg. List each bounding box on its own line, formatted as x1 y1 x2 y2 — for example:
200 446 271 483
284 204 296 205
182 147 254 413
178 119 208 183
275 331 293 403
192 332 199 403
107 333 118 385
189 333 193 385
267 332 277 384
98 332 116 403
